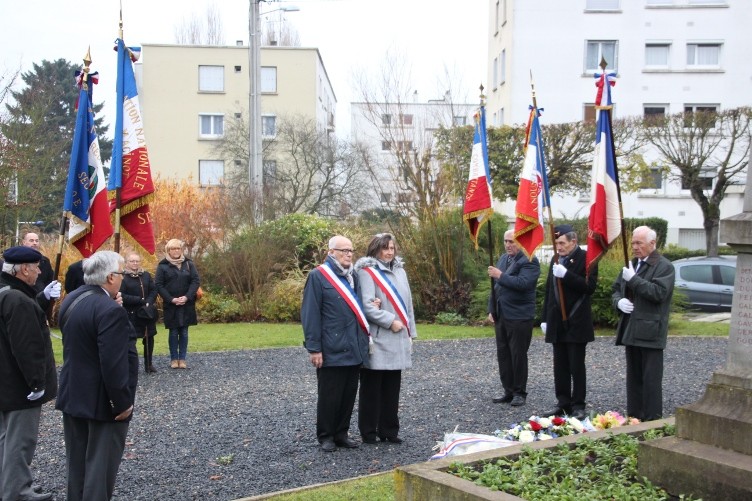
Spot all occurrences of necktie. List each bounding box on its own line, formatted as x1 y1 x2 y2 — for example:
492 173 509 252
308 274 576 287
636 260 644 272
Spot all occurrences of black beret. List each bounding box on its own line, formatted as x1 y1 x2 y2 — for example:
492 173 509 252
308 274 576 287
3 246 43 264
554 224 575 238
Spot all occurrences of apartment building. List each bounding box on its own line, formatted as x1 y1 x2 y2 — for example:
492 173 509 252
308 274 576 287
136 43 336 186
486 0 750 248
351 93 475 210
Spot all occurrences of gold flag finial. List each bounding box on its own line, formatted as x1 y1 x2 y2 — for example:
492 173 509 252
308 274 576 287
81 47 92 90
599 56 608 72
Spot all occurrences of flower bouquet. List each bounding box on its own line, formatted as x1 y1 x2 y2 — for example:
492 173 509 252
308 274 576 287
591 410 640 430
495 412 641 444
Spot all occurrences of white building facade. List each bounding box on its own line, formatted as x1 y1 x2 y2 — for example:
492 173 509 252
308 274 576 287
486 0 750 249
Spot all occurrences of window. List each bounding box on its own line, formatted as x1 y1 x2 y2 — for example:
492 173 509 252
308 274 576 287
492 57 498 88
680 265 713 284
681 167 715 190
585 41 617 72
399 114 413 125
689 0 724 4
199 114 224 138
494 1 500 34
382 114 392 125
584 104 596 122
647 0 672 4
501 0 507 23
645 43 670 67
498 107 505 126
687 43 721 67
644 105 667 125
396 141 413 152
719 265 735 286
199 160 224 186
260 66 277 93
263 160 277 180
380 192 391 204
198 65 224 92
261 115 276 137
381 141 391 151
453 116 467 126
683 104 718 128
500 49 506 84
586 0 619 9
644 168 663 189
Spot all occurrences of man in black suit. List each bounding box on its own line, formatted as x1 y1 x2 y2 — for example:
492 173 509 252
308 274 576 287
56 251 138 501
20 232 54 294
540 225 598 420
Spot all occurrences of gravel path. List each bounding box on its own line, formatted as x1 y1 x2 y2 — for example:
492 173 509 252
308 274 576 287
32 335 726 500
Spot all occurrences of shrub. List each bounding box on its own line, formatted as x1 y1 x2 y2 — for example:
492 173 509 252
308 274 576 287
260 271 306 322
435 312 469 326
195 289 245 323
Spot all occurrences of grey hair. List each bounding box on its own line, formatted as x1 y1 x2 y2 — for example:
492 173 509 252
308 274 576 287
328 235 348 250
1 262 20 275
633 225 657 243
83 251 124 285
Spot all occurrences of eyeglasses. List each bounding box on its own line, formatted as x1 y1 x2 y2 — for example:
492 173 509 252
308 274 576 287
110 270 127 276
333 248 354 255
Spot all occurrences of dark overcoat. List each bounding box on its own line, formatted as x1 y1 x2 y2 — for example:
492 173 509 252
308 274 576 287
0 273 57 411
155 258 200 329
301 256 369 367
120 270 158 336
56 285 138 422
542 246 597 344
488 252 541 321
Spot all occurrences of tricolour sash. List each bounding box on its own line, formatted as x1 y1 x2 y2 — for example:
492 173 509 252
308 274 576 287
363 266 410 336
318 262 370 336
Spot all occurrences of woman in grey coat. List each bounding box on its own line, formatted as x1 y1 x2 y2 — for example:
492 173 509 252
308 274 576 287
354 233 417 444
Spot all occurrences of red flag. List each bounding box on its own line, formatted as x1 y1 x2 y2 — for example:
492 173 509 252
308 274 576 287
110 39 156 254
463 105 493 249
514 107 550 259
586 71 622 276
63 83 113 257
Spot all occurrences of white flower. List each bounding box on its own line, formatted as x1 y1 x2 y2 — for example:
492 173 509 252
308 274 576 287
518 430 535 443
538 417 552 428
568 417 584 432
538 433 553 441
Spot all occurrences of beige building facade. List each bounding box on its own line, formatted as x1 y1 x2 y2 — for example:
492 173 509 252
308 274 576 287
135 44 336 186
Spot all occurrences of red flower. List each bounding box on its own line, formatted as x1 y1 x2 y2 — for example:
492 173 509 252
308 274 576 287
552 417 566 426
529 420 542 431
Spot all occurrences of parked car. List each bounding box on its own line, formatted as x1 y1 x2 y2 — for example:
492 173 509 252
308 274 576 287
672 256 737 310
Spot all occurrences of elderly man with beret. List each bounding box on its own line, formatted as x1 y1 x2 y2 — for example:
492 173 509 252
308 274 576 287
540 225 597 420
0 246 57 501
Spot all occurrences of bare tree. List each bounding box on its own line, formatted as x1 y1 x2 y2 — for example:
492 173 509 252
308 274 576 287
261 17 300 46
641 107 751 255
174 2 225 45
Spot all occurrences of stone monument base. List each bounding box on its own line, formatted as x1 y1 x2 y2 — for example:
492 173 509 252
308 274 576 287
639 371 752 501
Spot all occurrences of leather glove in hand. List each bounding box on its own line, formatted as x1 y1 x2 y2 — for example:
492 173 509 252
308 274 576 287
27 390 45 401
617 298 634 314
621 262 636 282
43 280 61 300
552 264 567 279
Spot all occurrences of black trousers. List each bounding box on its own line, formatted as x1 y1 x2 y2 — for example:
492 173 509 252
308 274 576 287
552 342 587 411
316 365 360 442
358 368 402 441
142 336 155 369
62 413 130 501
625 346 664 421
495 317 534 397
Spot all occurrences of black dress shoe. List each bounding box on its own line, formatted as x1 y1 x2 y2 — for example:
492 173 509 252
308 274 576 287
510 395 526 407
571 408 588 420
334 438 359 448
492 394 514 404
382 436 403 444
362 436 379 444
19 491 53 501
541 406 568 417
320 438 336 452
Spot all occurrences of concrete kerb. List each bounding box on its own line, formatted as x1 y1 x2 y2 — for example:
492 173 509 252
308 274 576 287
394 418 675 501
235 471 390 500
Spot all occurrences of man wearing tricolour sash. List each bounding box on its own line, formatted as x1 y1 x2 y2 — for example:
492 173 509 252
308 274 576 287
302 236 370 452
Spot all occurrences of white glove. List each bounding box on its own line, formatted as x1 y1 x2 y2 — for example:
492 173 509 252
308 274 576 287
622 262 636 282
540 322 547 334
43 280 61 300
27 390 45 401
552 263 567 278
617 298 634 314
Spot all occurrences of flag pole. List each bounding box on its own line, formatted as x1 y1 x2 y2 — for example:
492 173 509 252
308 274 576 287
479 85 497 320
530 71 566 320
112 8 124 253
600 58 629 267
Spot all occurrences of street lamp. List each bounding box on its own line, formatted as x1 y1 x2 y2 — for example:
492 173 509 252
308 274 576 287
248 1 299 220
16 220 44 245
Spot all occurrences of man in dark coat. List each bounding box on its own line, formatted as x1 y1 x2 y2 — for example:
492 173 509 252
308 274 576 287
612 225 675 421
56 251 138 501
301 235 370 452
21 232 54 294
0 246 57 501
487 229 541 407
540 225 597 420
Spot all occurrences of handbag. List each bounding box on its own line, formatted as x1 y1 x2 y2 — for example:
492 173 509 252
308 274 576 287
136 304 158 320
196 286 204 300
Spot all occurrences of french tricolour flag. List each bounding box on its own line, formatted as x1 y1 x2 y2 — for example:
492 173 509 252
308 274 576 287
586 72 621 275
462 105 494 249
